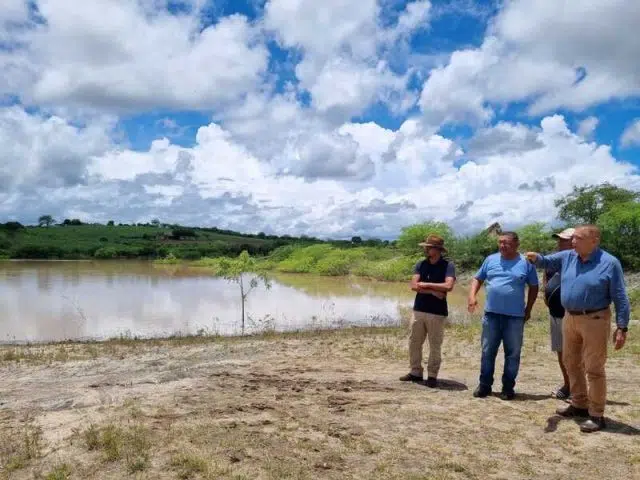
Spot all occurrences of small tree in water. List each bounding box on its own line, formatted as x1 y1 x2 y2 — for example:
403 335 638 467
216 250 271 335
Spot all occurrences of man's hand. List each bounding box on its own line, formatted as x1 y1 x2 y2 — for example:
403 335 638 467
468 296 478 313
525 252 538 264
613 328 627 350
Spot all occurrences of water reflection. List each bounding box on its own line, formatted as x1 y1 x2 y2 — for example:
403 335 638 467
0 260 429 343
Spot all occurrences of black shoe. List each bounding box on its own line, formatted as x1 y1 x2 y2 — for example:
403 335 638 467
424 377 437 388
580 416 606 433
473 385 491 398
399 373 423 382
500 390 515 400
556 405 589 418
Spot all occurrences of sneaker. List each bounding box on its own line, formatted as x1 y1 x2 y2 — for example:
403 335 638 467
473 385 491 398
500 390 515 401
551 385 570 400
399 373 423 382
580 416 606 433
556 404 589 418
424 377 437 388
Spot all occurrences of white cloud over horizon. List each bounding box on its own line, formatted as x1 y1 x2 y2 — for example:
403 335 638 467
1 0 640 239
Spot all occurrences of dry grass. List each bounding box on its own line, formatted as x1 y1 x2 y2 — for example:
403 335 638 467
0 320 638 479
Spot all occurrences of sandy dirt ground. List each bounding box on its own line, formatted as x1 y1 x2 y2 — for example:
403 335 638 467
0 323 638 480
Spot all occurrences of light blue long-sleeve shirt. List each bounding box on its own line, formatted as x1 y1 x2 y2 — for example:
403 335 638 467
534 248 630 328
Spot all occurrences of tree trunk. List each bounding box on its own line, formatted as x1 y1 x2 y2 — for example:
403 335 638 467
240 274 245 335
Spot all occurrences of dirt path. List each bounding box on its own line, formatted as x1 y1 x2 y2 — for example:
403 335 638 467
1 326 638 479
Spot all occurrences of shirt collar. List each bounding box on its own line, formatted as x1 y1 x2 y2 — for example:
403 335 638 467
576 247 600 264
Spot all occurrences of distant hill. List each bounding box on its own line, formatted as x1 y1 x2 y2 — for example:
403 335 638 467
0 221 387 260
0 222 310 260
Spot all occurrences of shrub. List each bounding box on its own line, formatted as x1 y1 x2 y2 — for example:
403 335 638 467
94 247 118 259
277 244 334 273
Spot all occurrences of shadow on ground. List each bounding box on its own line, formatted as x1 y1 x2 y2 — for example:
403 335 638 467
544 415 640 435
430 379 468 391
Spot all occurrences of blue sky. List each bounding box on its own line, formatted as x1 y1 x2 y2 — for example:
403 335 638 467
1 0 639 238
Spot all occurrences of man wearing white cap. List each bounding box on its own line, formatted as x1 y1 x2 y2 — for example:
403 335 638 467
544 227 574 400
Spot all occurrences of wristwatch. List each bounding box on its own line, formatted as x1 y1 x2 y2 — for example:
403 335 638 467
617 327 628 333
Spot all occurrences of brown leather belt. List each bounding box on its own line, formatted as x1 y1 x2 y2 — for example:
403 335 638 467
566 308 608 316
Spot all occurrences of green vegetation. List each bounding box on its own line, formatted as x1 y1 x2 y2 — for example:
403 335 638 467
0 222 329 260
216 251 272 334
2 183 639 276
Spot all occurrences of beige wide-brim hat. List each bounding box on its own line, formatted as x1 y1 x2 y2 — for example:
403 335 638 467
552 227 575 240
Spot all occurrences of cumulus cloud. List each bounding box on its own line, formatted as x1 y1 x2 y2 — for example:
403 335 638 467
264 0 427 119
577 116 599 140
620 119 640 148
3 104 639 238
0 0 268 112
0 106 112 192
1 1 639 239
419 0 640 127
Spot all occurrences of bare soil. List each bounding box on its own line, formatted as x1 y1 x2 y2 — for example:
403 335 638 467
0 322 638 480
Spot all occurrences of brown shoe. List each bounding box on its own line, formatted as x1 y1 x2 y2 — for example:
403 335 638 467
556 405 589 418
399 373 423 382
580 416 606 433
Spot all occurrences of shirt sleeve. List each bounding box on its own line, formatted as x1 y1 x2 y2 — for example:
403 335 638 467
413 261 422 275
609 259 630 329
475 257 488 281
446 261 456 278
535 250 566 272
526 262 539 286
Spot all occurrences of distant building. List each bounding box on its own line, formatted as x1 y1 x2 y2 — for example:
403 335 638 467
484 222 503 237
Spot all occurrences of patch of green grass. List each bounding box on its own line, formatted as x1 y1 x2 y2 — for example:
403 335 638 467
170 452 210 479
44 463 72 480
0 419 44 473
81 423 152 473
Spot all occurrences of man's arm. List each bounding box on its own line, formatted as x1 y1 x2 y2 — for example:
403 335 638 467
468 278 483 313
542 269 549 306
609 260 630 350
410 274 446 299
417 262 456 293
525 250 567 272
525 262 540 321
468 259 487 313
525 284 539 322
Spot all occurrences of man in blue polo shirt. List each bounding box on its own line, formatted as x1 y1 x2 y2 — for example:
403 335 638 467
468 231 539 400
526 224 630 433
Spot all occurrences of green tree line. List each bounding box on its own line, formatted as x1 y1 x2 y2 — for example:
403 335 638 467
1 182 639 271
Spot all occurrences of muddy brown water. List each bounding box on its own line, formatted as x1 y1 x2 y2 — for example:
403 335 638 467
0 260 479 343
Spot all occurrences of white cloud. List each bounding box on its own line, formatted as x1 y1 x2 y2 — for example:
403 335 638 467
0 106 112 192
1 1 639 239
0 0 29 24
620 119 640 148
264 0 427 119
419 0 640 126
495 0 640 113
577 116 599 140
4 105 638 238
1 1 268 111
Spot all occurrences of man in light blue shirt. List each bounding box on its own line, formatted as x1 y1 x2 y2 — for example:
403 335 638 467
526 224 630 433
468 231 539 400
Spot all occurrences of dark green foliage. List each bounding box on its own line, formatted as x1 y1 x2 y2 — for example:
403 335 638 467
555 183 639 225
0 224 323 261
597 202 640 270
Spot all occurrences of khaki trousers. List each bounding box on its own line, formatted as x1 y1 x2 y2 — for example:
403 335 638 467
563 308 611 417
409 311 446 378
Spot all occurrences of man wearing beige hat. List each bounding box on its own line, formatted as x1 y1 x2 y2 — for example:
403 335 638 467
544 227 574 400
399 234 456 388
